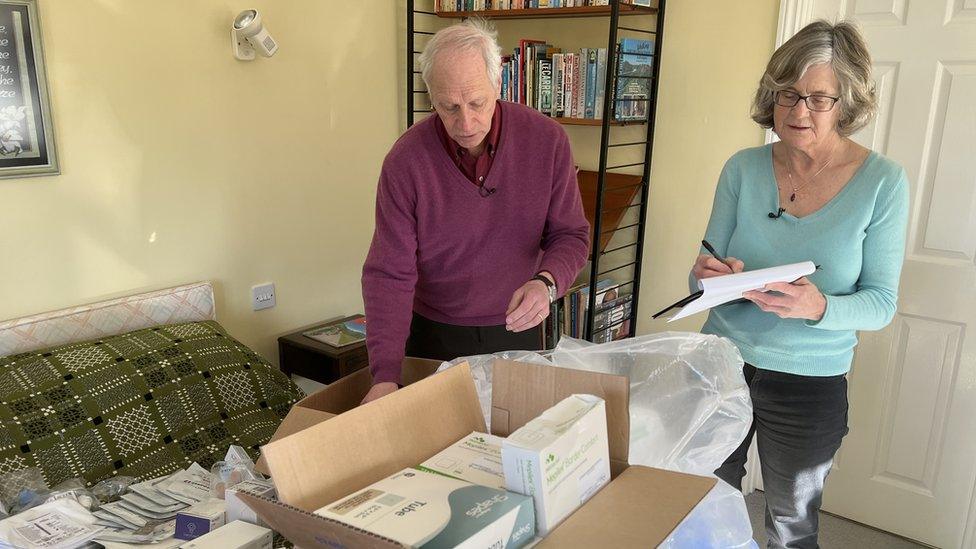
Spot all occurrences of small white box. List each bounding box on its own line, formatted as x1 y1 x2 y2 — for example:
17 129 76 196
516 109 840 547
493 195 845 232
174 499 226 541
225 479 276 527
315 467 536 548
418 431 505 489
179 520 272 549
502 394 610 536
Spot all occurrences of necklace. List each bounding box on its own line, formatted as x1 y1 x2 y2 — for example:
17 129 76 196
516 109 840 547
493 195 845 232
785 144 837 202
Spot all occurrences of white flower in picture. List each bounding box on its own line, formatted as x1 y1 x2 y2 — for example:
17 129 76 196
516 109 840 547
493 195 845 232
0 106 28 156
0 128 24 156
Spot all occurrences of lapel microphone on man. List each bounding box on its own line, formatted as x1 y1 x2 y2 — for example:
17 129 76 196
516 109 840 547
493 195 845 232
479 185 496 198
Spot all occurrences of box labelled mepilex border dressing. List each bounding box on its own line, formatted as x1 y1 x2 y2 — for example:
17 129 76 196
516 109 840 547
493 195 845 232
244 357 717 548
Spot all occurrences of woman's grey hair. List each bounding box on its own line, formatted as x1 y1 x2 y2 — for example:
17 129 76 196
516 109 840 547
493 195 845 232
751 20 877 136
419 18 502 92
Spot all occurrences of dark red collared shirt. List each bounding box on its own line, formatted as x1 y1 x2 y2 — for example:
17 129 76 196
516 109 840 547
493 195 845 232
434 101 503 188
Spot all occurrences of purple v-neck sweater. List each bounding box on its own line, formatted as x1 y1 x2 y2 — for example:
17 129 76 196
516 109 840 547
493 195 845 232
362 101 590 384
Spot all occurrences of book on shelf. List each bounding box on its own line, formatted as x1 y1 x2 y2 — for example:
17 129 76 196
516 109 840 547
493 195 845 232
303 315 367 347
592 294 633 343
594 47 608 120
537 58 553 114
584 48 598 119
613 38 655 121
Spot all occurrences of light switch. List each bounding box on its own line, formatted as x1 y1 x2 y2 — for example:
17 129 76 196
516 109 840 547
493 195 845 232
252 283 276 311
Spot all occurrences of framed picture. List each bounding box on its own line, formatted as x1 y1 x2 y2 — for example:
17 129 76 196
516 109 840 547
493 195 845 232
0 0 57 179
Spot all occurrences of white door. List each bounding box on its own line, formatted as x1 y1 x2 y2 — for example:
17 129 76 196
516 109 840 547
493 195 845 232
770 1 976 548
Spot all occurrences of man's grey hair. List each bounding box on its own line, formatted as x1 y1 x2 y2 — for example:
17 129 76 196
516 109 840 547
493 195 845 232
751 20 877 136
419 18 503 92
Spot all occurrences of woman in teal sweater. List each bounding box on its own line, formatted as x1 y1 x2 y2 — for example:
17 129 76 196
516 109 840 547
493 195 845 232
692 21 909 548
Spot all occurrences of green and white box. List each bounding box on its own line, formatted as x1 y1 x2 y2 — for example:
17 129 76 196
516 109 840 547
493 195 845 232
419 432 506 489
315 467 536 548
501 394 610 535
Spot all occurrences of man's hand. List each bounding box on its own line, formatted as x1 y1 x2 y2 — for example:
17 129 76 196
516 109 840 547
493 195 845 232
743 277 827 321
361 382 398 405
506 275 552 332
691 254 744 280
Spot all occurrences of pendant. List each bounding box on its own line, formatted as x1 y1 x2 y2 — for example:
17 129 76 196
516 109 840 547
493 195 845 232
790 192 796 202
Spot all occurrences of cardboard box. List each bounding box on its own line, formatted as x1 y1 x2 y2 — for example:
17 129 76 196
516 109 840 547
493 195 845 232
226 479 276 527
175 499 226 540
243 358 716 548
502 394 610 535
179 520 272 549
315 467 535 548
418 432 505 489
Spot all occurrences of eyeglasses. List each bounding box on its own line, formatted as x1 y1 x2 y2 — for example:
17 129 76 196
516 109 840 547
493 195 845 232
774 90 839 112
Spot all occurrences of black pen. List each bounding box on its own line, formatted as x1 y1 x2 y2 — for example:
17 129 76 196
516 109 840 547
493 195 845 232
702 239 735 271
701 239 724 261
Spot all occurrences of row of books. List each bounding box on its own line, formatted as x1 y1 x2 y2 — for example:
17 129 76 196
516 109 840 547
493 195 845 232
438 1 615 10
500 38 653 122
543 279 633 347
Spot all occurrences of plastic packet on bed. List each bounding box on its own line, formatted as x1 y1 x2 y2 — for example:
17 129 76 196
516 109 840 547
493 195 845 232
20 483 98 513
94 519 175 544
159 466 212 504
0 497 104 549
0 467 47 513
129 476 183 507
91 476 136 505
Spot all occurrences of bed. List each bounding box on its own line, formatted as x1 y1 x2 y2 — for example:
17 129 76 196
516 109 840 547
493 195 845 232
0 282 304 487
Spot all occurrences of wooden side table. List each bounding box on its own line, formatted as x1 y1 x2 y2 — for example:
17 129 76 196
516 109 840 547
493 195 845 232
277 316 369 385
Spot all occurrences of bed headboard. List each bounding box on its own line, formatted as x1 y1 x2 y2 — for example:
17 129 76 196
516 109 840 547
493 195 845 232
0 281 216 357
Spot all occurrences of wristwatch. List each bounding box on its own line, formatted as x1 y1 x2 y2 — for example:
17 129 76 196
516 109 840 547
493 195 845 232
531 273 556 304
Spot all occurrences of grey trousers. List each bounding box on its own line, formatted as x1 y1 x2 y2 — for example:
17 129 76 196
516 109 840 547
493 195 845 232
715 364 849 549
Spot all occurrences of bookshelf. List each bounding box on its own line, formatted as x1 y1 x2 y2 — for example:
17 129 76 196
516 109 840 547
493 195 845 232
406 0 666 345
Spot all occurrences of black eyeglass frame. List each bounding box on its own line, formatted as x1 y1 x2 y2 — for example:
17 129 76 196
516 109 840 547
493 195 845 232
773 90 840 112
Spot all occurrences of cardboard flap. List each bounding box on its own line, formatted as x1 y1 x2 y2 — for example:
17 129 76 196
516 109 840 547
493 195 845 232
261 363 486 511
490 359 630 464
256 357 443 475
255 407 336 475
237 492 402 548
537 466 717 548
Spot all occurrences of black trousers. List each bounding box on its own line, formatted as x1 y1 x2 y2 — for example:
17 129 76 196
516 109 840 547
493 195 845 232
404 312 543 362
715 363 849 549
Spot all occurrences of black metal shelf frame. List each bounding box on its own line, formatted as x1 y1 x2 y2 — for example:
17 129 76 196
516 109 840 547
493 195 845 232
405 0 667 345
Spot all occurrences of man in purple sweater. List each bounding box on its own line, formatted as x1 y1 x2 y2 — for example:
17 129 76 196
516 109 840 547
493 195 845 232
361 20 590 403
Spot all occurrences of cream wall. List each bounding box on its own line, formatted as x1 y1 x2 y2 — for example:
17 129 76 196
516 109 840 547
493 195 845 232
0 1 399 363
0 1 777 364
640 1 778 333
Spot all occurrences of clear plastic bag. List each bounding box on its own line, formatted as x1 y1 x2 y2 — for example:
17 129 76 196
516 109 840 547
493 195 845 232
550 332 751 476
436 350 553 428
0 467 47 514
91 476 136 504
21 478 99 512
211 444 263 499
663 479 758 548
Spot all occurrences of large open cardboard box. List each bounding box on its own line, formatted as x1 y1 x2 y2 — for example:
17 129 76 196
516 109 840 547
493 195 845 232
244 358 716 548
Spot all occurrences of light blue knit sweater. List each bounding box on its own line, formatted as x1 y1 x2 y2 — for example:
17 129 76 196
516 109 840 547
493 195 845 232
695 144 909 376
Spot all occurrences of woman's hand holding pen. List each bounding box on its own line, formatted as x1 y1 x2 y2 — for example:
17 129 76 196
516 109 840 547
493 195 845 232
692 254 745 280
744 277 827 321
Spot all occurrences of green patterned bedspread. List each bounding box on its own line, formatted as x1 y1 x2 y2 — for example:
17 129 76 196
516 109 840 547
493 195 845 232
0 320 305 486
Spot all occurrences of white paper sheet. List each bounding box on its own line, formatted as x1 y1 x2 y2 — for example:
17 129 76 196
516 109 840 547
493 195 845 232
669 261 816 322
